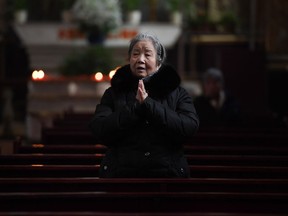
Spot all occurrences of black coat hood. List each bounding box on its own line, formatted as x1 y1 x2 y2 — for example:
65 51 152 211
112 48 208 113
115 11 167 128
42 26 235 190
111 64 181 98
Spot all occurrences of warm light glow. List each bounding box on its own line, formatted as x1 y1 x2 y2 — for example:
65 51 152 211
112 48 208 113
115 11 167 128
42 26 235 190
109 70 116 79
109 67 120 79
31 164 44 167
38 70 45 79
95 72 103 81
32 144 44 148
32 70 45 80
32 70 39 80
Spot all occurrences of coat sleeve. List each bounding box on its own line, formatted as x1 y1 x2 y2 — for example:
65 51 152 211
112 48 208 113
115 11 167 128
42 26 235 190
88 87 141 143
143 87 199 137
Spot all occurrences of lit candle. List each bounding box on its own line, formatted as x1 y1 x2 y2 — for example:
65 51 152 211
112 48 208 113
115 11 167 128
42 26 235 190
95 72 104 81
109 66 120 80
32 70 38 80
32 70 45 80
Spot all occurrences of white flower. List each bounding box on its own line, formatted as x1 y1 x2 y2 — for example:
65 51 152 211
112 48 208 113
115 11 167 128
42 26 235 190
72 0 122 33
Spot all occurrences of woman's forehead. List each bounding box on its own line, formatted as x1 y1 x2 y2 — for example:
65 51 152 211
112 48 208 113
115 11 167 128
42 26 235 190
133 40 155 49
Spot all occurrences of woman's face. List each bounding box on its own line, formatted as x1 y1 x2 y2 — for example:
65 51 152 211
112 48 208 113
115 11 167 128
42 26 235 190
129 39 158 78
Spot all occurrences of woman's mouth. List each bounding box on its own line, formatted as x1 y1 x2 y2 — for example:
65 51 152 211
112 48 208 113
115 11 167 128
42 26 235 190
136 66 146 72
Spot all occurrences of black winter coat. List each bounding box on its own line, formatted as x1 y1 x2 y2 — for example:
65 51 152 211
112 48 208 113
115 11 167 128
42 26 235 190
89 64 199 178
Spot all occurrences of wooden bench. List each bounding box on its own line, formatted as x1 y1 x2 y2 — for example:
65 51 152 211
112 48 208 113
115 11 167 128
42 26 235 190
0 212 287 216
0 177 287 193
16 143 288 156
190 165 288 179
40 126 288 145
190 132 288 145
0 165 288 178
0 191 287 213
16 144 107 154
0 154 104 165
41 129 96 144
0 165 99 178
188 155 288 166
187 145 288 156
1 154 288 167
52 112 93 128
3 112 288 215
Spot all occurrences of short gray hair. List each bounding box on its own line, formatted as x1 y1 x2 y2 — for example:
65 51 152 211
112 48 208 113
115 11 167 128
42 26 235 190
203 68 224 84
128 33 166 65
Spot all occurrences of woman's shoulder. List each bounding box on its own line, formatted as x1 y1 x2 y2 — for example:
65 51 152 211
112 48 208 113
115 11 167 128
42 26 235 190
167 86 194 103
173 85 191 96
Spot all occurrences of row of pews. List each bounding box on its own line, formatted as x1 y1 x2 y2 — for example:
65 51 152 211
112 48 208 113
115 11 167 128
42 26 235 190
1 112 288 215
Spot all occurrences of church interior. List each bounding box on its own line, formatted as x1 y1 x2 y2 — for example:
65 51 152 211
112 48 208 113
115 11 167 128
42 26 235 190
0 0 288 215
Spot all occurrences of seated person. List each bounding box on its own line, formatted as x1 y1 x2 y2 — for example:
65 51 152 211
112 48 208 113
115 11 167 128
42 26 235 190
194 68 241 127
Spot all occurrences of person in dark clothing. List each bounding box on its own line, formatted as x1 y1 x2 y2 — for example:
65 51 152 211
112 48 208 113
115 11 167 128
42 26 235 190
2 24 30 122
89 33 199 178
193 68 241 127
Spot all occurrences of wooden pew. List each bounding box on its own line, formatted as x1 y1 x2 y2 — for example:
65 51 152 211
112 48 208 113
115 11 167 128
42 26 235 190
16 144 107 154
3 112 288 215
0 212 286 216
0 190 287 213
0 165 288 178
191 132 288 145
1 154 288 167
16 143 288 156
52 112 93 128
0 177 287 193
41 129 96 145
40 126 288 145
188 145 288 156
0 165 99 178
190 165 288 178
0 154 104 165
188 155 288 166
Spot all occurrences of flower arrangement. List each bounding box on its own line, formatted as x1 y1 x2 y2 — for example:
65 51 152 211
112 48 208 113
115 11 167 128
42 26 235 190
72 0 122 36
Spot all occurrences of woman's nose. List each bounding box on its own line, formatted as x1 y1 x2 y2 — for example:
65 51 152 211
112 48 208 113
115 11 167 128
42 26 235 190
137 54 145 63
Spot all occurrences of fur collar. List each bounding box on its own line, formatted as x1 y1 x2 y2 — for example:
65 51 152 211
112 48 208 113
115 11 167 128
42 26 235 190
111 64 181 98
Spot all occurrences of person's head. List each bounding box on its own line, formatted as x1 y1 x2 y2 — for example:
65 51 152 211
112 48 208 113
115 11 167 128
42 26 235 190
202 68 224 98
128 33 166 78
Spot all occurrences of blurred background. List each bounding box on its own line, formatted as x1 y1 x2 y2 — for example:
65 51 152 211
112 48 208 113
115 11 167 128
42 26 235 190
0 0 288 142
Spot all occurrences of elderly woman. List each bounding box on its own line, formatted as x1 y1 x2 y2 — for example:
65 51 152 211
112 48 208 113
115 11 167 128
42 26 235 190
89 33 199 178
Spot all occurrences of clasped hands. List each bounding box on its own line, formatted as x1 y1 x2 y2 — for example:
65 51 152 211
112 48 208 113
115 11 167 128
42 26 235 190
136 79 148 104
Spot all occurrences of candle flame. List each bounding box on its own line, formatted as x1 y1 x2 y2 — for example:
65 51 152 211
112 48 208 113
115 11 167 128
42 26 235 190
95 72 103 81
32 70 45 80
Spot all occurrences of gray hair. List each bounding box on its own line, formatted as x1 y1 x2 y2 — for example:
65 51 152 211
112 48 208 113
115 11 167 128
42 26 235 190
128 33 166 65
203 68 224 85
